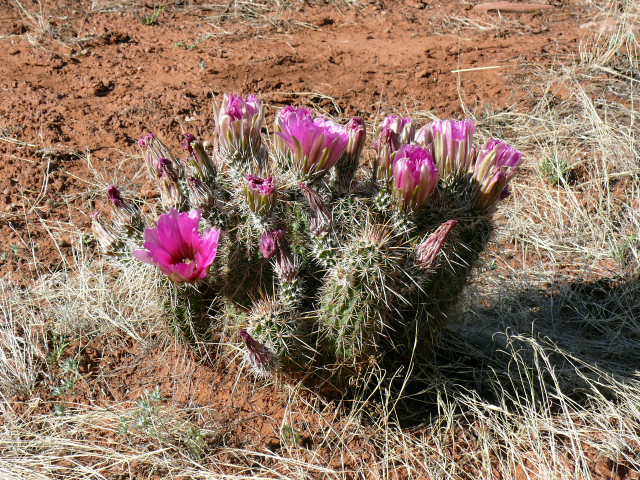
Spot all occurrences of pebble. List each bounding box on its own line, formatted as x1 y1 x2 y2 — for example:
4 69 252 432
3 188 10 195
416 69 429 78
203 140 213 149
8 48 20 56
57 238 70 248
472 2 554 13
5 204 16 212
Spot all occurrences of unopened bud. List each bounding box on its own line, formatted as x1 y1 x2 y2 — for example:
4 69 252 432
90 212 120 252
415 219 457 272
107 185 141 231
239 329 272 369
298 182 332 237
259 226 286 259
156 158 184 209
244 176 277 217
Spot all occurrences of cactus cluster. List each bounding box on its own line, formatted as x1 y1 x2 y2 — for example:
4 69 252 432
91 93 523 390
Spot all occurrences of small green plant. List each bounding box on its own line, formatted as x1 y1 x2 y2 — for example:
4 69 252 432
46 333 70 367
119 387 165 437
133 5 165 25
53 403 66 417
0 252 6 262
281 424 303 446
184 426 206 459
174 34 212 51
10 243 20 254
610 234 638 266
539 155 568 186
52 377 76 396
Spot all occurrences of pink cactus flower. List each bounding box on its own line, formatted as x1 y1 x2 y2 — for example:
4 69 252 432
391 144 439 214
213 93 264 157
472 139 523 210
335 117 366 183
132 209 220 283
415 119 475 179
277 106 349 181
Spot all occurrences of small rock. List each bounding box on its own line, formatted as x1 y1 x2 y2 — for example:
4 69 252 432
5 204 16 212
3 188 10 195
383 26 391 33
57 238 71 248
8 48 20 56
202 140 212 149
472 2 554 13
416 69 429 78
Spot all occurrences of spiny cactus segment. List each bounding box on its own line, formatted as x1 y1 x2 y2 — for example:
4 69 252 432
91 93 524 390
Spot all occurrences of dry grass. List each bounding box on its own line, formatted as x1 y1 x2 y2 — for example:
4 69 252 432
2 1 640 478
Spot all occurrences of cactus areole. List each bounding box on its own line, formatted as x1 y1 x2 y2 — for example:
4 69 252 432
92 94 523 391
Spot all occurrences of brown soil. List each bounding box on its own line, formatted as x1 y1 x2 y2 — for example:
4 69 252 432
2 0 638 478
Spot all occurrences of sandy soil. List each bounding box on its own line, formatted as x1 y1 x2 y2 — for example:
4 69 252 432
0 0 590 281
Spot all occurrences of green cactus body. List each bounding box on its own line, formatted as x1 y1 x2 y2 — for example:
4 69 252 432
99 107 522 393
246 299 312 374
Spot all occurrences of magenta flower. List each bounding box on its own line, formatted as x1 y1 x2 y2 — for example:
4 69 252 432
273 106 313 159
415 119 475 179
213 93 264 158
277 106 349 181
244 175 277 217
391 144 439 214
472 139 523 210
132 209 220 283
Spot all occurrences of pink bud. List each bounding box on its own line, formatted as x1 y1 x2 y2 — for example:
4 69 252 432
415 219 457 272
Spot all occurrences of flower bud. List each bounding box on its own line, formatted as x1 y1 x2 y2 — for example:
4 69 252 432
244 175 277 217
275 245 298 283
372 115 414 185
298 182 332 238
259 227 286 259
415 220 457 272
391 145 438 214
90 212 120 252
138 133 183 181
155 158 184 209
107 185 141 232
181 133 217 180
239 329 272 369
335 117 366 184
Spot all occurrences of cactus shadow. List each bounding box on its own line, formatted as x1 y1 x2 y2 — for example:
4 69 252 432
381 275 640 428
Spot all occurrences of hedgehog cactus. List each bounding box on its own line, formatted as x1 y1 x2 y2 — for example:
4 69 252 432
91 94 523 391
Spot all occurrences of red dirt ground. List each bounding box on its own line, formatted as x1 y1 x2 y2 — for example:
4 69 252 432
0 0 590 281
2 0 638 478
